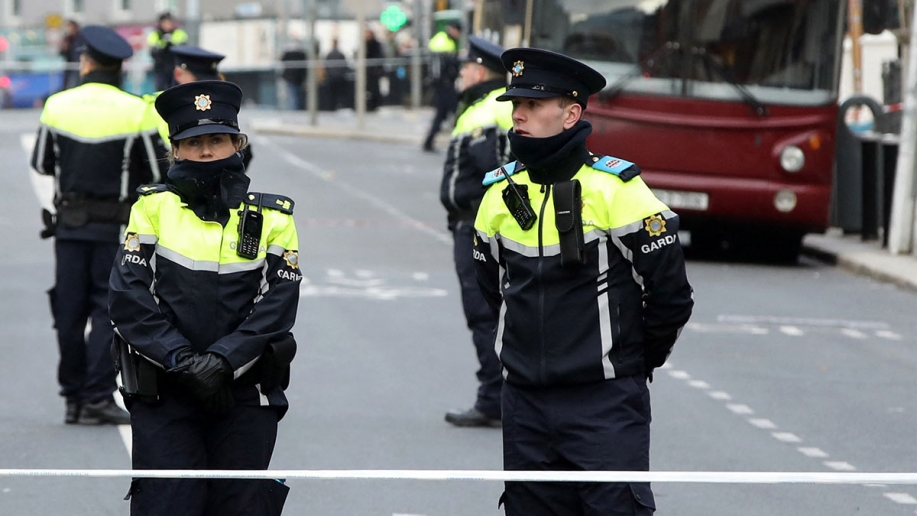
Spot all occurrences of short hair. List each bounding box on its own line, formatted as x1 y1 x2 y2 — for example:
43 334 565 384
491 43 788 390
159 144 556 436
83 53 122 74
557 96 574 108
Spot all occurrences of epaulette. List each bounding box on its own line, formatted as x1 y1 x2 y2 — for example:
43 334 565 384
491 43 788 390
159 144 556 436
136 183 171 196
590 155 641 182
242 192 295 215
482 161 525 186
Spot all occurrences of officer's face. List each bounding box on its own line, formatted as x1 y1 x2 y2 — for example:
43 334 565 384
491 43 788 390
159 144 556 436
510 97 582 138
174 134 240 162
459 62 485 91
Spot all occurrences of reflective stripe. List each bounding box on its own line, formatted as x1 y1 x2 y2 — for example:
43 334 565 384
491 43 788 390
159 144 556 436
500 236 540 258
156 245 269 274
597 238 615 379
496 270 508 380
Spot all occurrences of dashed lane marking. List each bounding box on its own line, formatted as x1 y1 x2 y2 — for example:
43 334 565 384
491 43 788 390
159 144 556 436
884 492 917 504
798 447 829 458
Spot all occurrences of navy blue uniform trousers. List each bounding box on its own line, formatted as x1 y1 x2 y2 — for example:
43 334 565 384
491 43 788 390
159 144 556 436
501 377 656 516
452 221 501 417
50 239 119 404
128 392 288 516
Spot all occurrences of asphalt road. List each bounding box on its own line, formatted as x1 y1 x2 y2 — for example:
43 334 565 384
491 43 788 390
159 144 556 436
1 108 915 515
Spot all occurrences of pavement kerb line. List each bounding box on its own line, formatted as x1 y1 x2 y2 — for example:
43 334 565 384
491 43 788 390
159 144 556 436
3 470 917 483
252 122 423 145
802 244 917 291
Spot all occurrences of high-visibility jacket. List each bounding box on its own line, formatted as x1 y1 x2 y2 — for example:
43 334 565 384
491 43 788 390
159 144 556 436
427 31 459 85
31 79 164 242
109 185 301 412
147 28 189 77
473 157 694 387
440 83 513 218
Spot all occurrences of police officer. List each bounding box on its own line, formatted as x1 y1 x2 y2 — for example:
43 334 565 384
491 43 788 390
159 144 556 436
145 45 254 169
422 20 462 152
109 81 299 515
473 48 694 515
147 12 189 91
31 25 165 425
441 36 512 428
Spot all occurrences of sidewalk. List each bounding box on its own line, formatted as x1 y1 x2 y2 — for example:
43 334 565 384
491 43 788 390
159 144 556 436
248 106 917 292
248 105 448 148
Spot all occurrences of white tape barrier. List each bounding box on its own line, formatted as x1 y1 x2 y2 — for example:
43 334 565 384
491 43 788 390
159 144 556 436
2 470 917 484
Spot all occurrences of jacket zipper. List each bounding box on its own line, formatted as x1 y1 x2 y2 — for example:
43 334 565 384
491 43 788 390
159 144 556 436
537 184 551 384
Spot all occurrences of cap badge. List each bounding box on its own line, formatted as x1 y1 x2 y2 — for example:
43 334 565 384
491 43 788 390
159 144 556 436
194 94 212 111
283 250 300 269
644 214 667 237
512 60 525 77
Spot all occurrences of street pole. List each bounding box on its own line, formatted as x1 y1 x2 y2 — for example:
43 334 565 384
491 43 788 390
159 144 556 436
356 1 367 130
185 0 201 46
888 2 917 254
410 0 423 109
304 0 318 125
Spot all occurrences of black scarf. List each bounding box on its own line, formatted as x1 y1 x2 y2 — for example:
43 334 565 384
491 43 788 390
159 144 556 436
457 78 506 117
167 153 250 226
81 70 122 89
508 120 592 184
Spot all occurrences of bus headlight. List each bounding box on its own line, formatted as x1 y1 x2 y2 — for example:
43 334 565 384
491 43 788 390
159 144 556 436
780 145 805 172
774 189 798 212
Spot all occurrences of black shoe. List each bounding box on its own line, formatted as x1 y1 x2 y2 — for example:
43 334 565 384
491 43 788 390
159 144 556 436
65 400 81 425
77 399 131 425
445 407 501 428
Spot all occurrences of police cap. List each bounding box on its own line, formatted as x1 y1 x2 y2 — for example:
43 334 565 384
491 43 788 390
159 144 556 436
461 36 504 73
172 45 225 80
496 47 606 107
154 80 243 141
80 25 133 66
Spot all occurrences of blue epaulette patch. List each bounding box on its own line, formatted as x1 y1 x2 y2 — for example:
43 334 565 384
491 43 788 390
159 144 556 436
590 155 641 182
136 183 170 196
243 192 295 214
482 161 519 186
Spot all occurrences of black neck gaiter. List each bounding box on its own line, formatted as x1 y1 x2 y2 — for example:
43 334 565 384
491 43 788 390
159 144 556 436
82 70 122 89
167 153 250 226
458 78 506 116
508 120 592 184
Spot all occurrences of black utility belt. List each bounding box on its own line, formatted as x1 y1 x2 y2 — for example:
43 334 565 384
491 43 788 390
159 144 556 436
56 196 132 227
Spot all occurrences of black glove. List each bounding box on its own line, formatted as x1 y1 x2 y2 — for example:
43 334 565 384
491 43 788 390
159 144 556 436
168 352 232 401
40 209 56 239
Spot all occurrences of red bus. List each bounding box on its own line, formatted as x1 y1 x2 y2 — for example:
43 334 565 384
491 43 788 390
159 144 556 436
475 0 848 261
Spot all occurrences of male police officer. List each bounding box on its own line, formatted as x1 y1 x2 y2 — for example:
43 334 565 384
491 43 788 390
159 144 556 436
441 36 512 428
145 46 254 169
31 25 164 425
148 12 189 91
422 20 462 152
473 48 694 514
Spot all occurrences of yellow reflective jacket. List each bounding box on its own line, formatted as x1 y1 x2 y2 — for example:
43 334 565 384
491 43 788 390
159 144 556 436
473 157 694 386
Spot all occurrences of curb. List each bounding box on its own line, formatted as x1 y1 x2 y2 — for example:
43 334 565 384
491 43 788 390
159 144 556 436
801 243 917 292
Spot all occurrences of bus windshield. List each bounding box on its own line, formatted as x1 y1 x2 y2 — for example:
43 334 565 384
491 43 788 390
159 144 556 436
521 0 843 106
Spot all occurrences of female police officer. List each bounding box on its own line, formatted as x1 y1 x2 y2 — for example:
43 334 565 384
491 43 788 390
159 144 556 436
109 80 300 515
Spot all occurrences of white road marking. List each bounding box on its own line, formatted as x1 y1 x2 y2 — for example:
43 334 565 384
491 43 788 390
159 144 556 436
726 404 754 415
772 432 802 443
876 330 903 340
271 140 452 245
708 391 732 401
824 461 856 471
840 328 868 339
412 272 429 281
884 493 917 504
749 418 777 429
718 315 890 330
667 370 690 380
779 326 804 336
685 323 768 335
798 447 829 458
687 380 710 389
